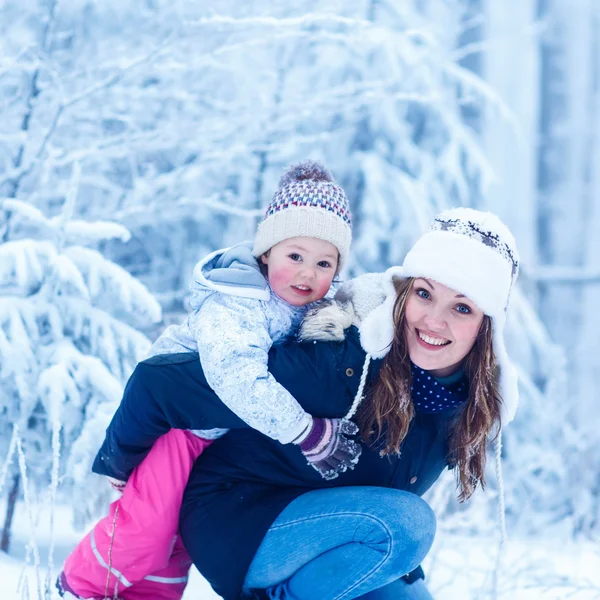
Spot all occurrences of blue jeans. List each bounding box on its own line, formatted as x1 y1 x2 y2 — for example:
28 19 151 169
243 487 436 600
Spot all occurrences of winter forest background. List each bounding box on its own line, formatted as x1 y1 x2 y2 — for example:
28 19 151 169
1 0 599 598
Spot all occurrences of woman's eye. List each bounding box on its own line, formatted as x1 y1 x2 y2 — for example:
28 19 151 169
416 288 431 300
456 304 471 315
318 261 331 268
288 253 301 261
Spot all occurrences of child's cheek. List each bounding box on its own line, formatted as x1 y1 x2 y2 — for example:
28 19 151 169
313 276 334 299
268 266 294 290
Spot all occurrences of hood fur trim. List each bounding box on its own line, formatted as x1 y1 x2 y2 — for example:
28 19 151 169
299 268 403 348
298 300 354 343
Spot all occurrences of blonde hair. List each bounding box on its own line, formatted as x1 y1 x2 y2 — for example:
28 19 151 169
358 277 501 501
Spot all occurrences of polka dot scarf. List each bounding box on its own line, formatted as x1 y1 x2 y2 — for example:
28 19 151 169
410 363 468 414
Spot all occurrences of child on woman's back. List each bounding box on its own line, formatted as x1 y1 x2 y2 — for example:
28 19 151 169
58 160 358 600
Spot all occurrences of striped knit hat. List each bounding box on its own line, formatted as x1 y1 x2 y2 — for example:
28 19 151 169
253 160 352 269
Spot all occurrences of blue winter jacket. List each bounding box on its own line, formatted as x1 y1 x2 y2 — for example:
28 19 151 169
93 327 464 599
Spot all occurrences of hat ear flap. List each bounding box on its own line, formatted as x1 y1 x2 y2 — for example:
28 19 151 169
492 326 519 425
359 292 397 359
499 361 519 426
358 266 405 359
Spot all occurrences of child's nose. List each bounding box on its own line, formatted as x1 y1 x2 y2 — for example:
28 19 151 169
300 266 316 280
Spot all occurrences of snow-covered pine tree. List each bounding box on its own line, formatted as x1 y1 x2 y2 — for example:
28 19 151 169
0 1 163 556
0 170 161 552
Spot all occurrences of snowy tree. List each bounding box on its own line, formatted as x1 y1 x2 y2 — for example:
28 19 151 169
531 0 600 539
0 175 161 552
0 0 515 306
0 1 163 554
471 0 600 542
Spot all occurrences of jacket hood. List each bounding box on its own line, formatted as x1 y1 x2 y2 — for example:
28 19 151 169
189 242 270 310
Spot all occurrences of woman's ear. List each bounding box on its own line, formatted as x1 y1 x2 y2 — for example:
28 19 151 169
260 252 269 265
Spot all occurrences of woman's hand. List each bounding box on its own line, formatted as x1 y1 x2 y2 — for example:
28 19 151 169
294 417 362 480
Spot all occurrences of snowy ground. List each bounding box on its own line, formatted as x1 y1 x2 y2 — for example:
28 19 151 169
2 502 600 600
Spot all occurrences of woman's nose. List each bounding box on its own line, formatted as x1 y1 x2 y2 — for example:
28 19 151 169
423 311 446 331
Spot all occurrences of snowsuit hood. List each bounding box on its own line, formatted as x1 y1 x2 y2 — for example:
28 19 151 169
150 241 311 444
189 242 270 310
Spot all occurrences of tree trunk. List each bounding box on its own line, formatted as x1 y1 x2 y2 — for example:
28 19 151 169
3 0 58 199
575 1 600 431
536 0 594 407
482 0 540 266
1 472 20 553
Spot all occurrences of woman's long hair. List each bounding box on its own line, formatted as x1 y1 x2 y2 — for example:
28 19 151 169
357 277 502 501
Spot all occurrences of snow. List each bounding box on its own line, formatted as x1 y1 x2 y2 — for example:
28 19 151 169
0 501 219 600
2 500 599 599
427 534 600 599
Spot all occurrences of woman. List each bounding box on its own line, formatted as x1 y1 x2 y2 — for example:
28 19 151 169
63 207 520 600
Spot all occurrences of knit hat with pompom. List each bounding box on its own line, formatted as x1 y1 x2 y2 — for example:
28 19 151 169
252 160 352 269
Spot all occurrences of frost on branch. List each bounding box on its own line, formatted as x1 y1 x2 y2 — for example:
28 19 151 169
0 190 161 526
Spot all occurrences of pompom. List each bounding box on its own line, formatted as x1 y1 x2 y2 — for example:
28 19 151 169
279 160 334 187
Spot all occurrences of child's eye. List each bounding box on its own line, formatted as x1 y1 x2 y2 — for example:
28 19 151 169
456 304 471 315
317 261 332 268
416 288 431 300
288 253 301 261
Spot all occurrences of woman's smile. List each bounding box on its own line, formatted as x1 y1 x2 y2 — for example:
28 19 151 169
415 329 451 349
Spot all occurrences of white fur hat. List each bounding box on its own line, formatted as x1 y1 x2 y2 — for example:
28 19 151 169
360 208 520 425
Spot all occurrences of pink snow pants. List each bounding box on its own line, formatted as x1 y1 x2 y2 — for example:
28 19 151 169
62 429 212 600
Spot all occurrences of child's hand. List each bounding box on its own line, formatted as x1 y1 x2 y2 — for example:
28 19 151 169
107 476 127 494
295 417 362 480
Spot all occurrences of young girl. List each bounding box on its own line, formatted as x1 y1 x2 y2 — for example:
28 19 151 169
58 160 359 599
